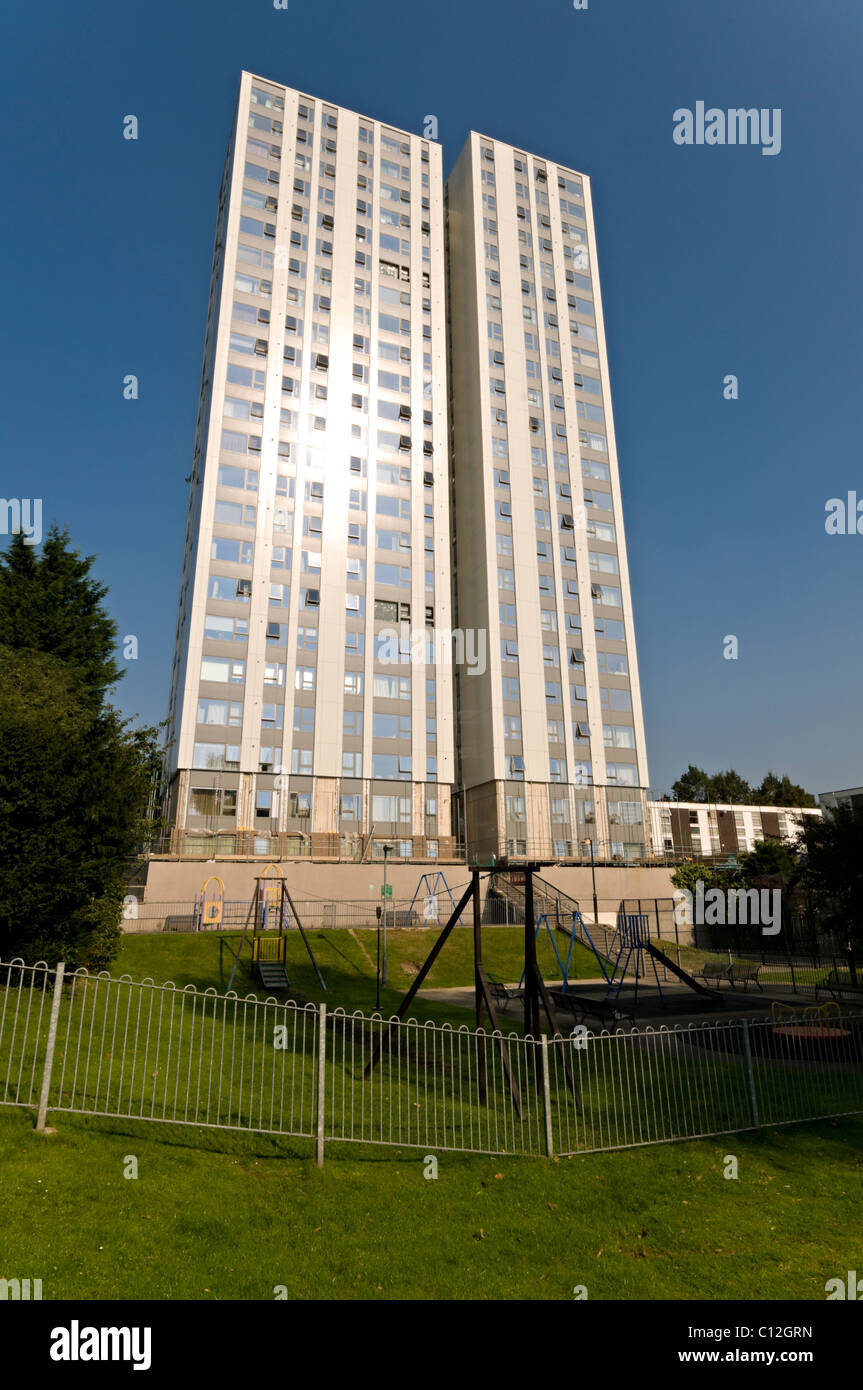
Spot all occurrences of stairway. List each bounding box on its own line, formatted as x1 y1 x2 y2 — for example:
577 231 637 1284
257 961 291 993
490 874 620 969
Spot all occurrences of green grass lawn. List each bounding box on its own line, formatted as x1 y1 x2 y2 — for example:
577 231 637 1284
113 925 601 1024
1 1106 860 1300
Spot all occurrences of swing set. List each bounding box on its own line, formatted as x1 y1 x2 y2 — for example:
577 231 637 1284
195 867 326 995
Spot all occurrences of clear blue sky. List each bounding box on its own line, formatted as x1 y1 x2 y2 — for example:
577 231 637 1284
1 0 860 798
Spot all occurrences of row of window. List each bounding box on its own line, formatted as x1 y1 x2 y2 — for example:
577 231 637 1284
193 742 436 782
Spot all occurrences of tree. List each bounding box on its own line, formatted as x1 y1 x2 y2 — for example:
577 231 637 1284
671 765 712 802
797 804 863 947
0 531 162 968
754 771 816 808
708 769 752 804
671 763 815 806
0 527 123 709
738 839 799 886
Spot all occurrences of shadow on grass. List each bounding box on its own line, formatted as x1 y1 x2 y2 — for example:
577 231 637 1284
8 1101 862 1171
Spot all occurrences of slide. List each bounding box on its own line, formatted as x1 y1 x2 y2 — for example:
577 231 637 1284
646 942 717 997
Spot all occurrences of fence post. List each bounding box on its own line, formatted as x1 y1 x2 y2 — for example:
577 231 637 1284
741 1020 760 1130
35 962 65 1133
315 1002 327 1168
540 1034 554 1158
788 952 797 995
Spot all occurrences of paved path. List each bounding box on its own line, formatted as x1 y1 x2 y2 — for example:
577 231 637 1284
416 978 783 1029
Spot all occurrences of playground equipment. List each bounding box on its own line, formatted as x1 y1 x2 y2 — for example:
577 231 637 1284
221 868 327 994
402 871 460 927
771 1000 842 1028
574 909 715 1007
518 913 578 993
195 876 225 930
366 864 581 1116
601 911 666 1006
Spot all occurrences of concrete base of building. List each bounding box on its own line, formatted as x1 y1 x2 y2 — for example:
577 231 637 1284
137 856 678 907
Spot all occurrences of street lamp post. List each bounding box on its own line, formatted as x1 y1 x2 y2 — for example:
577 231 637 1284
375 904 382 1011
583 837 599 925
382 844 393 987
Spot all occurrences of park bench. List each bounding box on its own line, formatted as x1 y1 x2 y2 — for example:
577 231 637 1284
488 980 524 1014
549 990 634 1028
815 967 863 1002
699 960 731 987
727 962 763 993
698 959 762 992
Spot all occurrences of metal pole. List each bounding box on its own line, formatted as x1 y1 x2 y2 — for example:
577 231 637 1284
473 870 484 1033
375 905 382 1010
382 846 389 986
524 868 539 1038
540 1034 554 1158
315 1003 327 1168
36 962 65 1133
848 942 858 990
741 1019 759 1129
587 840 598 924
473 869 487 1103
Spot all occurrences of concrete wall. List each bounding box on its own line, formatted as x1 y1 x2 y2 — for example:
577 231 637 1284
140 855 676 908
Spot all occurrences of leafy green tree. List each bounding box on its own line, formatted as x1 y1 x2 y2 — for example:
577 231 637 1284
708 769 752 804
0 530 162 967
671 765 712 802
738 839 799 886
0 527 123 709
797 804 863 947
670 862 730 896
754 771 816 808
671 763 815 807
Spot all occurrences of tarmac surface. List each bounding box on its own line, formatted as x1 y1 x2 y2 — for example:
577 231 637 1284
416 977 797 1031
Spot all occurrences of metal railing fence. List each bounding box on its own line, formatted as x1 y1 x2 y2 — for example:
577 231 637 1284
2 958 861 1163
120 893 478 934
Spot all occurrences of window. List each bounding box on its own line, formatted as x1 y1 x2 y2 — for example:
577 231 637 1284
208 575 252 602
214 501 256 528
604 725 635 749
597 651 628 675
343 710 363 737
607 763 638 787
210 538 253 565
218 463 258 491
294 666 315 691
204 614 248 642
589 551 619 575
373 713 411 739
192 742 241 770
201 657 245 684
291 748 313 775
373 674 411 700
196 699 242 727
600 688 632 712
293 706 314 733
